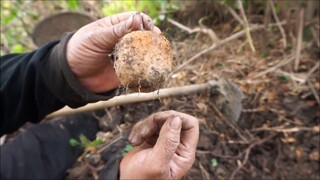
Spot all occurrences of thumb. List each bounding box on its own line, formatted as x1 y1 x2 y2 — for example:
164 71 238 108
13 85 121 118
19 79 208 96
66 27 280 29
150 116 182 166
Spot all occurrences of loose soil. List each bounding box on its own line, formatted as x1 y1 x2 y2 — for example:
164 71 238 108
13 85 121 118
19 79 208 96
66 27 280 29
3 1 317 180
67 2 320 179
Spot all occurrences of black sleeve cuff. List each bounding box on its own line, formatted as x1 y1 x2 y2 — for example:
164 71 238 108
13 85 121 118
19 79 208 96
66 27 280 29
42 32 122 108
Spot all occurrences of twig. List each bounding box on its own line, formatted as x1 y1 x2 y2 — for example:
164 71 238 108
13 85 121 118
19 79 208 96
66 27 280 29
97 131 129 154
269 0 287 48
170 22 286 75
294 8 305 71
167 18 218 42
275 69 305 83
251 55 295 79
196 150 240 159
47 80 219 118
307 79 320 105
251 126 320 133
304 61 320 83
211 103 249 143
237 0 256 52
230 133 276 180
199 162 211 180
221 2 245 26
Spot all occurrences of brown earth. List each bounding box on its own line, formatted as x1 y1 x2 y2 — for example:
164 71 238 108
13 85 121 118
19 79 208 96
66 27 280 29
66 1 320 179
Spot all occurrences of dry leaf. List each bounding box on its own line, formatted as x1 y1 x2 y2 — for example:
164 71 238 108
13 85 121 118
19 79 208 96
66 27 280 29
196 102 208 113
309 150 320 161
295 148 303 161
281 137 296 143
306 100 317 107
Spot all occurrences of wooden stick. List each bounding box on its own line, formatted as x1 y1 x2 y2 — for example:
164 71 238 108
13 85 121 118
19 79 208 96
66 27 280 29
46 80 219 119
307 79 320 105
251 125 320 133
230 133 276 180
294 8 305 71
170 27 249 75
269 0 287 48
169 20 286 75
237 0 256 52
304 61 320 82
251 55 295 79
167 18 218 42
224 3 245 26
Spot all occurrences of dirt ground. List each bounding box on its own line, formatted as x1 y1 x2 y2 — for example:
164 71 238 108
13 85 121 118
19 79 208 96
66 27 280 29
64 1 320 180
1 1 319 179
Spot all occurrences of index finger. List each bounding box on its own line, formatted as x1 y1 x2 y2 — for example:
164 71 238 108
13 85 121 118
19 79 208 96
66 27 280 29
153 111 199 151
129 110 199 150
101 11 158 31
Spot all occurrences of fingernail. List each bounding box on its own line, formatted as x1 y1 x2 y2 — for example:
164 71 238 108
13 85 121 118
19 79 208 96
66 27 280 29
130 134 138 144
141 125 148 136
126 15 134 28
170 116 181 130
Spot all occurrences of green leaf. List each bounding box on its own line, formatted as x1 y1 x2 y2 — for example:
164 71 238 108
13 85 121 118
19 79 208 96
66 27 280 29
79 134 91 147
11 44 24 53
125 144 133 152
92 138 103 146
67 0 79 10
69 138 79 147
211 158 218 167
277 74 290 82
122 144 133 157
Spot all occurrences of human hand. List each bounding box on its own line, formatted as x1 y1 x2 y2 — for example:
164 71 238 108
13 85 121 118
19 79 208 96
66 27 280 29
120 111 199 179
66 12 161 93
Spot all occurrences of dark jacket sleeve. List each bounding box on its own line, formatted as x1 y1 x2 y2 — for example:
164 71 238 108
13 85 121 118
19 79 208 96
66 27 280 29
0 33 119 136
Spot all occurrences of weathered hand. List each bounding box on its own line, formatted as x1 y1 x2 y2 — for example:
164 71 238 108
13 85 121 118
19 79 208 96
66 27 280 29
120 111 199 179
66 12 161 93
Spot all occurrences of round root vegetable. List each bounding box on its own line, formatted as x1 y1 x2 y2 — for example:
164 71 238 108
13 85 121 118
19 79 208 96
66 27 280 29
113 30 173 92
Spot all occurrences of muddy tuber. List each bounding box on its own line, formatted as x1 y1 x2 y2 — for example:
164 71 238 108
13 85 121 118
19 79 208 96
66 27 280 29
113 31 173 92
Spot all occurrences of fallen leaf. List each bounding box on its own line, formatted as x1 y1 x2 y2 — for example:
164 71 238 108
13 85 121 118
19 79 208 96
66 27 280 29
309 150 320 161
198 118 207 125
295 148 303 161
312 126 320 133
293 118 304 126
196 102 208 113
305 100 317 107
281 137 296 143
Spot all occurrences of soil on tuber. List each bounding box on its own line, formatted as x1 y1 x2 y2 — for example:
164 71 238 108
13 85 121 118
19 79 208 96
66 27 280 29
113 30 173 92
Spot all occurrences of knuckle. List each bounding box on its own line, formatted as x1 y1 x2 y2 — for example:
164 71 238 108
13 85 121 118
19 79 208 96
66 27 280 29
167 110 176 114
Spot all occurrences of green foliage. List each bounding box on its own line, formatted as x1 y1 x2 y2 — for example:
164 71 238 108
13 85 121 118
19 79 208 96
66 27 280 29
66 0 80 10
69 138 79 147
1 0 180 56
260 52 269 58
277 74 290 82
102 0 179 25
1 0 83 56
122 143 133 157
69 134 103 148
12 44 24 53
211 158 218 167
1 1 17 25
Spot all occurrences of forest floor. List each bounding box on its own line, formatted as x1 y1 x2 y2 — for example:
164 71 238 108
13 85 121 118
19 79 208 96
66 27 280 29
2 1 318 179
66 2 320 180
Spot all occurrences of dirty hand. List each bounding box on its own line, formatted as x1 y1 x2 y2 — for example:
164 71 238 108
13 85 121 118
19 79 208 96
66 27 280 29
120 111 199 179
66 12 161 93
